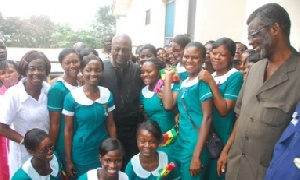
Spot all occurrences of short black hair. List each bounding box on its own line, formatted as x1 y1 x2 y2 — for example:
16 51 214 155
185 42 206 58
58 49 79 63
24 128 48 152
143 57 166 71
235 42 248 50
98 138 124 157
205 40 215 46
247 3 291 38
18 50 51 76
0 60 18 71
79 48 99 61
245 54 260 63
80 55 104 71
213 38 236 57
139 44 157 57
156 48 166 53
172 34 191 49
137 121 162 142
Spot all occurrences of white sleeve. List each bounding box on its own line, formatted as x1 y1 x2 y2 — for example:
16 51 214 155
0 88 19 125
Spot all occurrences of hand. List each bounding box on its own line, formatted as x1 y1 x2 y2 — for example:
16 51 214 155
165 68 176 77
66 161 77 178
198 69 214 84
189 155 203 176
217 150 228 177
158 88 163 99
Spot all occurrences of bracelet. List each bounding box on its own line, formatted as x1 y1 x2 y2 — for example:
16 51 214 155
19 138 24 145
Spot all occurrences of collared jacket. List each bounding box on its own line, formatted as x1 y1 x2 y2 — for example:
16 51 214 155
264 103 300 180
226 50 300 180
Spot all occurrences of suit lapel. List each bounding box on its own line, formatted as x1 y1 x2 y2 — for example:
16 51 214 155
257 51 297 95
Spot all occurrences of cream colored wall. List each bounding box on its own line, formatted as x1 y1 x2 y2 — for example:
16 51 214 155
193 0 247 44
115 0 167 48
115 0 300 50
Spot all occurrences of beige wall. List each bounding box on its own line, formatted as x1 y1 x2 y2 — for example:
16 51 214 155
114 0 300 50
115 0 167 48
194 0 247 44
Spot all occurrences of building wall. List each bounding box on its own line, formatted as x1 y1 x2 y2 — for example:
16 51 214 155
114 0 300 50
194 0 247 44
115 0 167 48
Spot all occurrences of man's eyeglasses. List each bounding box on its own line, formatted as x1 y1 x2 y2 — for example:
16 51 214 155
248 23 274 41
113 48 130 54
35 145 55 154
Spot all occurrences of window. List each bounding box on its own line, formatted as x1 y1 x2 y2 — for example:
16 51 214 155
145 9 151 25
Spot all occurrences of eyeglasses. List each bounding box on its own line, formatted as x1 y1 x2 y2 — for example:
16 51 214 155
28 66 46 72
248 23 273 41
113 47 130 54
64 59 80 66
35 145 55 154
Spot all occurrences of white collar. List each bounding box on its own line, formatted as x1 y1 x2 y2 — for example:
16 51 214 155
18 77 50 103
180 76 198 89
71 86 110 105
131 151 168 178
86 168 128 180
56 77 78 92
23 155 59 179
141 85 155 98
212 68 238 85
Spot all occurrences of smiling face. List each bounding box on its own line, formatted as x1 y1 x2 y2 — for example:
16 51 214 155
0 63 19 88
137 129 160 158
248 18 273 59
61 52 80 78
182 46 204 77
211 45 232 75
32 137 54 162
140 61 159 87
166 47 178 66
139 49 156 66
26 59 47 86
234 43 246 59
111 37 131 68
100 149 123 177
205 43 213 63
157 49 168 62
82 60 103 86
172 42 184 63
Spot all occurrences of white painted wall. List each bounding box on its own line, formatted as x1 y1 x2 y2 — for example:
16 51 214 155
194 0 247 44
115 0 167 48
114 0 300 50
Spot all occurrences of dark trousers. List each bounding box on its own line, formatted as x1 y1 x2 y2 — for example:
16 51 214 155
118 134 139 171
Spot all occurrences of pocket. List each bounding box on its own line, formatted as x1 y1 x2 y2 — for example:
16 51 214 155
261 102 291 128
